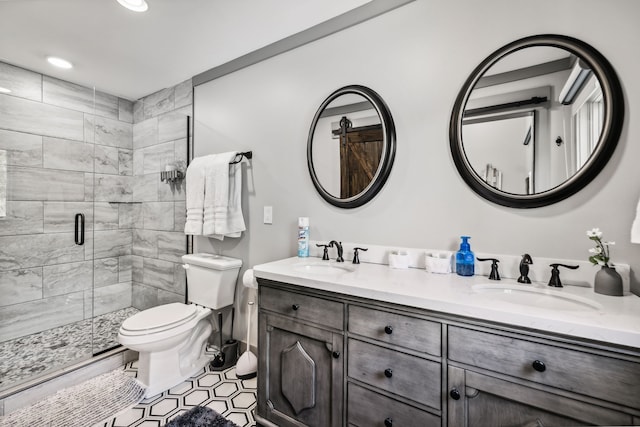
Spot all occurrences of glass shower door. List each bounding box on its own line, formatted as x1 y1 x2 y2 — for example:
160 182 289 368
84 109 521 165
0 63 96 391
88 85 137 356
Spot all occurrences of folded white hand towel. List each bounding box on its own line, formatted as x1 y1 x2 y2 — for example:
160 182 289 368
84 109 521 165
203 152 238 238
631 196 640 244
184 156 212 235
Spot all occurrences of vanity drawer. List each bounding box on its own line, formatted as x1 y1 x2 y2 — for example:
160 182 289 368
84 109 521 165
448 326 640 410
260 285 344 330
347 383 440 427
348 338 441 409
349 305 441 356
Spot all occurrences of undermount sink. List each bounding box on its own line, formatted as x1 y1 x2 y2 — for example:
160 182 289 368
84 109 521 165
472 283 603 312
294 260 355 275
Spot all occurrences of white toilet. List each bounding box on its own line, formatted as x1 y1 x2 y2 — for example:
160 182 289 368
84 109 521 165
118 253 242 397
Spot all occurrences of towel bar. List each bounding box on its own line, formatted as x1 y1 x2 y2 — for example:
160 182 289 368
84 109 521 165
230 151 252 164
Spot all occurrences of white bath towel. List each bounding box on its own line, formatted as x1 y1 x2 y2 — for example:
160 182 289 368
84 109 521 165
210 160 246 240
184 156 212 235
202 151 246 239
632 196 640 244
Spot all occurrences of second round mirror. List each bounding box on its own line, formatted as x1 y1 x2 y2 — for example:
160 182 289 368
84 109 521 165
450 35 624 208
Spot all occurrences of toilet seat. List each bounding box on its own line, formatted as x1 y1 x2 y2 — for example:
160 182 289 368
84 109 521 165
120 303 199 336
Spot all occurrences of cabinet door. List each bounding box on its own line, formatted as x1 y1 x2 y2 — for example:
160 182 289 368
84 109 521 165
447 366 633 427
258 312 343 427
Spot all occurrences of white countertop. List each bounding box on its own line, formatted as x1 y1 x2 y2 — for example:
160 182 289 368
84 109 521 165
253 257 640 350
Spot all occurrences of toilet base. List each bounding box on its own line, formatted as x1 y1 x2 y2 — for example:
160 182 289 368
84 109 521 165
137 318 213 398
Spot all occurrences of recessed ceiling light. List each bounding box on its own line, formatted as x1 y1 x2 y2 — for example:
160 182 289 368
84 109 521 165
47 56 73 69
117 0 148 12
0 87 11 94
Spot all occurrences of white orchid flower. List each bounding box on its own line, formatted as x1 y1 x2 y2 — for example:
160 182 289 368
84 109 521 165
586 227 614 267
586 228 602 238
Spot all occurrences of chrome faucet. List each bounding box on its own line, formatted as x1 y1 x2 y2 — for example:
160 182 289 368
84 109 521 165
329 240 344 262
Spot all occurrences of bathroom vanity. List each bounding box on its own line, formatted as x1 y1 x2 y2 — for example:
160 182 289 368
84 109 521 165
253 257 640 427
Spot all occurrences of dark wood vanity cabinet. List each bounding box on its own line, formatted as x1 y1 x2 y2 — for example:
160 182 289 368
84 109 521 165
256 279 640 427
447 326 640 427
447 366 635 426
346 304 442 426
257 284 344 427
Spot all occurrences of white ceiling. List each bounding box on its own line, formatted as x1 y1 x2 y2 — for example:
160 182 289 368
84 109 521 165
0 0 370 100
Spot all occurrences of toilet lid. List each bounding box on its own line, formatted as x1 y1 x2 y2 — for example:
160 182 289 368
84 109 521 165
121 303 198 333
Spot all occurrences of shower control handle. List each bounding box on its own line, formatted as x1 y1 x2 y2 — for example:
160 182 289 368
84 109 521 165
291 304 300 311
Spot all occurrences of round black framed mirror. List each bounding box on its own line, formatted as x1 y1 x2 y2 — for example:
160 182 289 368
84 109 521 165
307 85 396 208
450 34 624 208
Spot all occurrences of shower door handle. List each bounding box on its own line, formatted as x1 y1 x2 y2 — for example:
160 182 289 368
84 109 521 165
75 213 85 245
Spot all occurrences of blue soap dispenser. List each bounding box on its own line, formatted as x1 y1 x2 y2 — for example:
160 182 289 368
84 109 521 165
456 236 475 276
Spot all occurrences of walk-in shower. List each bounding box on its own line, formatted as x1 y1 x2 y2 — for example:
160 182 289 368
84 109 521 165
0 61 190 393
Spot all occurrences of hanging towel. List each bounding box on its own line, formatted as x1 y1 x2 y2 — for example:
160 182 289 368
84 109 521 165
210 160 246 240
632 196 640 244
202 151 246 239
184 156 212 235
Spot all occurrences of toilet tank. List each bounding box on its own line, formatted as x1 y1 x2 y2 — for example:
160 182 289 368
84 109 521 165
182 253 242 310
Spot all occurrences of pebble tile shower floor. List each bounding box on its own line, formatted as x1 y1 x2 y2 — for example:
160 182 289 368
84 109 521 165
0 307 138 391
97 361 257 427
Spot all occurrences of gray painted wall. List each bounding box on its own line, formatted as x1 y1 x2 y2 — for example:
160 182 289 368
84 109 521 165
193 0 640 343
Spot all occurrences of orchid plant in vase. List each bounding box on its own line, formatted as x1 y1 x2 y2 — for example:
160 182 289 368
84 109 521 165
586 228 615 267
587 228 623 296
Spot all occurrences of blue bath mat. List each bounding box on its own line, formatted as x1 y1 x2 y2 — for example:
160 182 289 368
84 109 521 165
164 405 239 427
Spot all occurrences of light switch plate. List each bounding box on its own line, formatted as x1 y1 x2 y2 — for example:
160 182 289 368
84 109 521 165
263 206 273 224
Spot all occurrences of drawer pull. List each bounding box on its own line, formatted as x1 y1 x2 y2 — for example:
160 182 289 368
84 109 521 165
384 325 393 334
449 388 461 400
384 418 393 427
332 351 340 359
384 368 393 378
532 360 546 372
291 304 300 311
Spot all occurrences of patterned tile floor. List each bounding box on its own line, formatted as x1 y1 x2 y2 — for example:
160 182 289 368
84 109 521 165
0 307 139 392
96 360 257 427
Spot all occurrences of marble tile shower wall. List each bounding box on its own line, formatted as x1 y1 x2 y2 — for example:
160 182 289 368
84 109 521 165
130 80 192 310
0 61 193 345
0 61 135 343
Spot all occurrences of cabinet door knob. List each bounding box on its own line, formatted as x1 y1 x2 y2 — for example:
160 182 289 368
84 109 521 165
449 388 461 400
384 418 393 427
291 304 300 311
384 325 393 334
532 360 546 372
384 368 393 378
332 351 340 359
